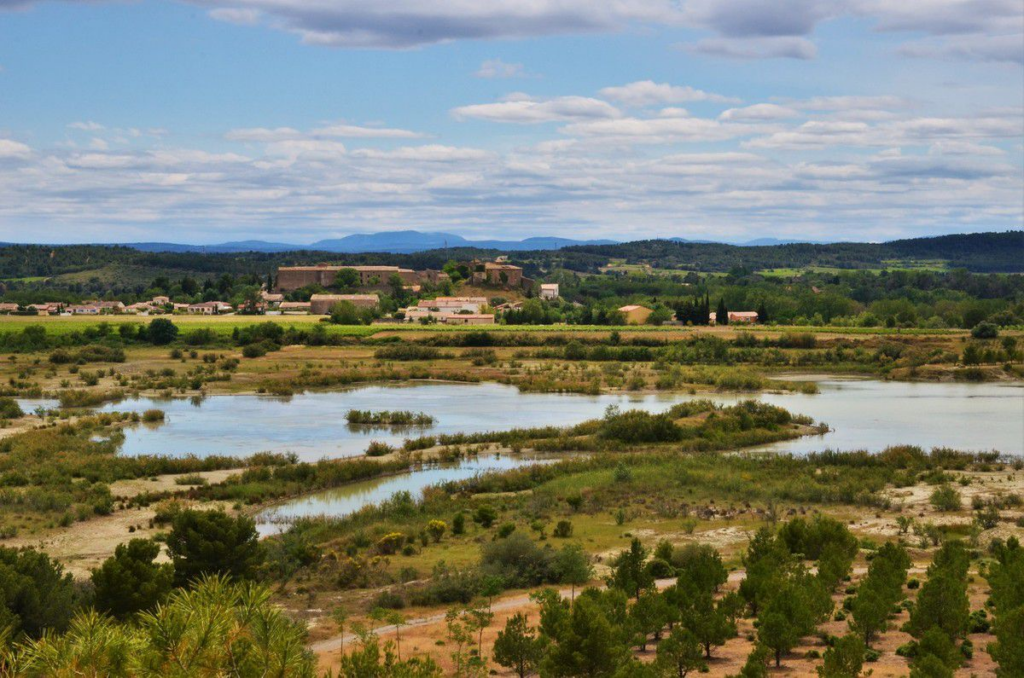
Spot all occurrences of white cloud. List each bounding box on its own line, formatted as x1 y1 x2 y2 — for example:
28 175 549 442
224 127 302 142
900 33 1024 64
720 103 799 120
68 121 105 131
452 95 621 123
0 139 31 159
208 7 262 25
598 80 739 106
689 36 818 60
560 116 739 141
679 0 1024 62
225 123 423 142
475 59 526 79
794 95 913 111
195 0 681 48
350 145 490 161
311 123 424 138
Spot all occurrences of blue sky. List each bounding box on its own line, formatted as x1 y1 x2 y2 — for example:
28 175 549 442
0 0 1021 244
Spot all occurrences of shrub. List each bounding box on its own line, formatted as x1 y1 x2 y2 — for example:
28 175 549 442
241 343 268 359
376 532 406 555
497 522 517 539
553 520 573 538
146 318 179 345
141 409 165 423
474 505 498 528
365 441 395 457
426 520 447 542
970 323 998 339
930 485 962 512
480 533 557 587
0 397 24 420
372 589 406 610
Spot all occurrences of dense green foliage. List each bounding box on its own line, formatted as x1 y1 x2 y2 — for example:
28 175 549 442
0 576 316 677
0 547 80 639
166 509 263 586
90 538 174 620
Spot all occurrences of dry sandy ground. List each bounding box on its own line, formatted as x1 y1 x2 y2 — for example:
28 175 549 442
308 469 1024 677
311 562 997 677
5 470 237 577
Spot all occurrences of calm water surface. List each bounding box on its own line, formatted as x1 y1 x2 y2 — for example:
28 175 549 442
256 454 546 536
18 378 1020 459
18 378 1021 533
96 383 688 461
251 378 1022 532
718 378 1024 456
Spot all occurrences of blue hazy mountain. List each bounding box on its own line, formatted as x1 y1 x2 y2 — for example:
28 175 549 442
121 230 835 254
125 230 619 254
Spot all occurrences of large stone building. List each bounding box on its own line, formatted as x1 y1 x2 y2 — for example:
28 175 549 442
276 264 422 292
309 294 380 315
470 261 524 288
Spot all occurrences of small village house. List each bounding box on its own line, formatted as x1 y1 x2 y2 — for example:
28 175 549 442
187 301 233 315
278 301 312 314
539 283 559 300
709 311 759 325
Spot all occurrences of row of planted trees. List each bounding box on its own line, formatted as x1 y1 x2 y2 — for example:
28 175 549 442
340 515 1017 678
340 515 872 678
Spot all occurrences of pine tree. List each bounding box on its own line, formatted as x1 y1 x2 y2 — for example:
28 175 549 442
608 538 653 599
493 613 542 678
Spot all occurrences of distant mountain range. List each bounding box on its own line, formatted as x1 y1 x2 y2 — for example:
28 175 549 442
122 230 829 254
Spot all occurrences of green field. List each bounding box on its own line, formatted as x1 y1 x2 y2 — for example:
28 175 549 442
0 314 967 337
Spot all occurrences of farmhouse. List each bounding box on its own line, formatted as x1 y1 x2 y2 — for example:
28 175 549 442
278 301 312 314
309 294 379 315
416 296 487 313
28 303 61 315
187 301 233 315
442 314 495 325
539 283 559 300
618 304 652 325
709 311 759 325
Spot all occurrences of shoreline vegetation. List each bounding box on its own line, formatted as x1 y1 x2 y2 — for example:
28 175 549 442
0 320 1018 410
345 409 437 427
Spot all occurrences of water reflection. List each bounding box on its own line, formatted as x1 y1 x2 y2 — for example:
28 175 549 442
256 453 546 536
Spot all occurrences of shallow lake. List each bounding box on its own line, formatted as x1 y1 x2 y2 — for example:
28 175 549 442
249 378 1022 532
95 383 690 461
255 454 546 536
20 378 1024 460
714 378 1024 457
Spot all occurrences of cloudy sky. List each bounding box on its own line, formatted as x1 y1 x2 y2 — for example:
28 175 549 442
0 0 1022 244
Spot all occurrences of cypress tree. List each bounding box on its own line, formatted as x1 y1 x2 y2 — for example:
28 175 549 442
716 298 729 326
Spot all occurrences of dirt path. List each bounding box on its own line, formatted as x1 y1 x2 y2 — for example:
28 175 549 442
310 574 718 655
